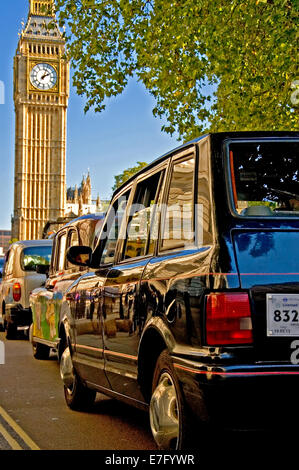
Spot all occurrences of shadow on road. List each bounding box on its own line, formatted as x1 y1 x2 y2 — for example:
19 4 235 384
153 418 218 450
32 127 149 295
89 394 152 432
83 394 290 454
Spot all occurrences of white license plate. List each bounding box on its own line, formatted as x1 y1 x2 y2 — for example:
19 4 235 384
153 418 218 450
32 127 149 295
267 294 299 337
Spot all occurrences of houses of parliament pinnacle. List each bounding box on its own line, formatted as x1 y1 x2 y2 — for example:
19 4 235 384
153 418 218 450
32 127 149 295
11 0 101 241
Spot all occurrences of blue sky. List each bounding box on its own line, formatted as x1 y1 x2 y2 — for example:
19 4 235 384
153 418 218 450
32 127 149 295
0 0 180 230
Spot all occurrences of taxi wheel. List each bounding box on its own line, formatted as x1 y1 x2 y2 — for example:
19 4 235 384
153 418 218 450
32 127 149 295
30 323 50 359
64 373 96 411
32 341 50 360
149 350 194 450
5 322 17 340
61 344 96 411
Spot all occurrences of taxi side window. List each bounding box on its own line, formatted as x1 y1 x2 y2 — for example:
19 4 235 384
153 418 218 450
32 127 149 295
123 171 163 260
161 156 195 251
65 229 79 270
100 190 130 265
197 139 213 246
57 233 67 271
3 248 13 278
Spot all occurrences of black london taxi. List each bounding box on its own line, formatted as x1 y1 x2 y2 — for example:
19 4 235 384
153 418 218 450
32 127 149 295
58 132 299 449
29 214 104 359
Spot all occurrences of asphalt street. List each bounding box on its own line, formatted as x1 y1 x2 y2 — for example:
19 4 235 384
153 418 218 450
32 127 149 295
0 330 296 462
0 331 157 451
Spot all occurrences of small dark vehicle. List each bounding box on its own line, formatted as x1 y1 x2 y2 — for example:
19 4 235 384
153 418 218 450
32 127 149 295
59 132 299 449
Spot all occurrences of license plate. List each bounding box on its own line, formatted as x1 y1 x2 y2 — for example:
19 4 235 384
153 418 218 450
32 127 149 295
267 294 299 337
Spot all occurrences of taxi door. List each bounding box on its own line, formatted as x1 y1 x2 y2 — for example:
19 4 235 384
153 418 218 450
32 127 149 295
102 166 167 402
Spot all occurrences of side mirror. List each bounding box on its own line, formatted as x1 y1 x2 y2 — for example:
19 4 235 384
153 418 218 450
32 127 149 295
36 264 49 275
66 246 92 267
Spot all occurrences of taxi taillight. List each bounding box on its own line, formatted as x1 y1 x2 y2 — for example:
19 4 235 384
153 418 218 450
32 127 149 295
13 282 21 302
206 293 253 345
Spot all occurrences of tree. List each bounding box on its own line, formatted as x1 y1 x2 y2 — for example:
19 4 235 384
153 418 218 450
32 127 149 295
55 0 298 140
112 161 148 191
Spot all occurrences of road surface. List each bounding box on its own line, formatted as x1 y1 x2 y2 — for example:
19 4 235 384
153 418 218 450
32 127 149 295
0 331 295 461
0 331 156 451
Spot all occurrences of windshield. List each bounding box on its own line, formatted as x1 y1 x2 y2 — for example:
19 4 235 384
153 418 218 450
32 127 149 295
229 141 299 217
21 245 52 271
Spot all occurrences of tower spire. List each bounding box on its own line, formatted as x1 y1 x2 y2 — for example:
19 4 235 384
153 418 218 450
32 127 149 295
29 0 55 17
12 0 69 240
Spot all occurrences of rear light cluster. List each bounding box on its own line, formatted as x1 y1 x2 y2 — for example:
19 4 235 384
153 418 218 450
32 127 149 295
206 293 253 345
13 282 21 302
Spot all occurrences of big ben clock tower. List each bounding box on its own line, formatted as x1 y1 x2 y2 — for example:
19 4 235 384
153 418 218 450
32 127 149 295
12 0 69 240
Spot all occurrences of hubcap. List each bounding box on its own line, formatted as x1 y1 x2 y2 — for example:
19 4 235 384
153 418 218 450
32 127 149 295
29 324 33 344
60 346 75 391
150 372 179 449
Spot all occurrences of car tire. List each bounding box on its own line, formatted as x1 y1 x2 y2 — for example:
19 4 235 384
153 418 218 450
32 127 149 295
5 322 17 340
32 341 50 359
149 349 195 450
30 324 51 359
60 343 96 411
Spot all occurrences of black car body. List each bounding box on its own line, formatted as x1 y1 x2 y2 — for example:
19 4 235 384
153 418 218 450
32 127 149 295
30 214 105 359
59 132 299 449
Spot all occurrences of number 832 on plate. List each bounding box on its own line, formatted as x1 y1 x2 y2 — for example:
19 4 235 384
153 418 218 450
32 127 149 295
267 294 299 337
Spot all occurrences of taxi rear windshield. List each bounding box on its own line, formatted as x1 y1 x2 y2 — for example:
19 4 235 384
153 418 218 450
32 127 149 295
229 141 299 217
21 245 52 271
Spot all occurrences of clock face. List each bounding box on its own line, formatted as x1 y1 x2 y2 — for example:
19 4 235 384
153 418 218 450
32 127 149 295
30 63 57 90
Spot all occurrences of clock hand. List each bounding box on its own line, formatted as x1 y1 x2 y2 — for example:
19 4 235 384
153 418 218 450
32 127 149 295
41 72 50 80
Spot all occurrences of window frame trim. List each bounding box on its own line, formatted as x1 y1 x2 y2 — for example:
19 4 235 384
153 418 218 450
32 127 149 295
64 228 80 272
158 147 197 254
95 184 133 268
55 230 68 273
118 162 168 264
3 247 13 278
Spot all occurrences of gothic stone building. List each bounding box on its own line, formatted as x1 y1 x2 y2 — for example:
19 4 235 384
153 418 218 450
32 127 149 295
65 172 103 217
